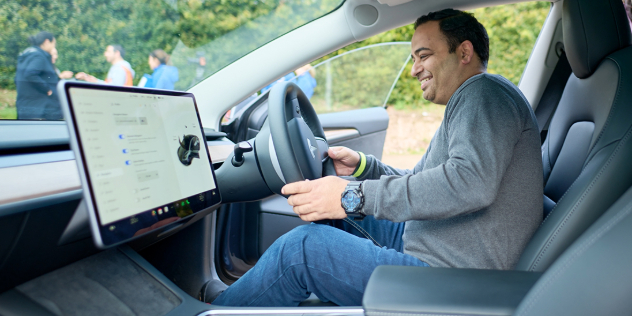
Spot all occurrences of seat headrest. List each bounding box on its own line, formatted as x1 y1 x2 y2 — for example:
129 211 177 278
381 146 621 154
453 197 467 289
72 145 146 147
563 0 632 79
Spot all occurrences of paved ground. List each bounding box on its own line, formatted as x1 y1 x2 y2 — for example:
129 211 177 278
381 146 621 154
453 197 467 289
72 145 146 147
380 105 444 169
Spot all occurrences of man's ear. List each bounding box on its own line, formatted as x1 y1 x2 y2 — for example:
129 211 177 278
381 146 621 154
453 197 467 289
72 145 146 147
458 40 475 65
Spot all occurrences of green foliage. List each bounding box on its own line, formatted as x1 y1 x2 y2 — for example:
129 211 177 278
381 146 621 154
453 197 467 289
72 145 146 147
0 0 182 89
0 0 341 91
170 0 341 90
475 2 551 83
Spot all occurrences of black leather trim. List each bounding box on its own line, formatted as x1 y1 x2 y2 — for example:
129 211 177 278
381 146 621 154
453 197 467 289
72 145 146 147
563 0 631 78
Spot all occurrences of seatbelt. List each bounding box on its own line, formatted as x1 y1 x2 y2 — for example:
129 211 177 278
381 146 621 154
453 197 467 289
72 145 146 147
535 50 572 143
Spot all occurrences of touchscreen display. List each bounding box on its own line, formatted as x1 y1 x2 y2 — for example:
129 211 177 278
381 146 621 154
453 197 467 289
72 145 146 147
67 87 219 245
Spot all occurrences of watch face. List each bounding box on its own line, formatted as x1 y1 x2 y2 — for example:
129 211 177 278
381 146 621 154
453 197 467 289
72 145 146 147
342 190 361 212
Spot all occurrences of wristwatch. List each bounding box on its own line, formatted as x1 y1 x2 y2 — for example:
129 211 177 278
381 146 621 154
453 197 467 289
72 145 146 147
341 181 365 219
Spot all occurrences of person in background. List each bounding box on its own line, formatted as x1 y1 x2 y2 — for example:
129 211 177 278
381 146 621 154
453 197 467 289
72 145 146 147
14 31 62 120
51 48 74 80
188 51 207 88
140 49 179 90
294 64 317 99
261 64 317 99
75 44 135 86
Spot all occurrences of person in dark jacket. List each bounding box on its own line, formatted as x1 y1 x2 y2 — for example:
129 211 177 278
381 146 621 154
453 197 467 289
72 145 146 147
140 49 178 90
14 31 62 120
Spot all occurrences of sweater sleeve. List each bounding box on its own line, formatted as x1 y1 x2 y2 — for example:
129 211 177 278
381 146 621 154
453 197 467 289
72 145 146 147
356 147 431 180
360 83 523 222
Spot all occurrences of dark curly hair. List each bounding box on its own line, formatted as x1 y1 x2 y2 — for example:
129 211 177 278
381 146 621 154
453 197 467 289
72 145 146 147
414 9 489 68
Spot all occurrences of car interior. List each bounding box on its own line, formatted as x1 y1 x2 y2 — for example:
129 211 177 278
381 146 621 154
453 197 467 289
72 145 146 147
1 0 631 315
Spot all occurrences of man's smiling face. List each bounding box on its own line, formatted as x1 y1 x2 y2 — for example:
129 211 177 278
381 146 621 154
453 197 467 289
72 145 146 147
410 21 462 105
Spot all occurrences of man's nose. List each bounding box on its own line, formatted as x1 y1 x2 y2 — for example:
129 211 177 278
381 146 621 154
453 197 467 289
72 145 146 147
411 60 422 78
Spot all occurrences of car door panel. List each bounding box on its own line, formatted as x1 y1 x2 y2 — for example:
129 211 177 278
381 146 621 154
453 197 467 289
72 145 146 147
320 106 389 160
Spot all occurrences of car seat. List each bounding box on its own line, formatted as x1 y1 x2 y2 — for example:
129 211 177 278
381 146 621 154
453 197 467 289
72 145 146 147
515 0 632 272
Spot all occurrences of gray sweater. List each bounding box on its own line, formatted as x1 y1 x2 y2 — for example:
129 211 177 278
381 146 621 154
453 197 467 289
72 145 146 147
358 73 543 270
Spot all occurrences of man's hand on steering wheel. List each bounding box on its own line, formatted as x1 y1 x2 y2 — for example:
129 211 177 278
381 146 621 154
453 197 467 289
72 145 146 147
283 177 350 222
328 146 360 176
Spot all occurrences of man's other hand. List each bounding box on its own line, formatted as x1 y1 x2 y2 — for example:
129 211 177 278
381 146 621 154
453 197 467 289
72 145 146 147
328 147 360 176
282 176 349 222
75 72 97 82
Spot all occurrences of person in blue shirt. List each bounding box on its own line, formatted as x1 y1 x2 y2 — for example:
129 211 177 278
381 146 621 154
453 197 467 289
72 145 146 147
294 64 317 99
142 49 179 90
261 64 317 99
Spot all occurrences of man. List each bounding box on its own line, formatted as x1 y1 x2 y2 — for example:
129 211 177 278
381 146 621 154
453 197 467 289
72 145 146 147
213 8 543 307
75 44 135 86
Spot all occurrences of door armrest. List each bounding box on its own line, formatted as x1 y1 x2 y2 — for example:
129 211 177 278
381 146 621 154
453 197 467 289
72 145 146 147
363 266 542 316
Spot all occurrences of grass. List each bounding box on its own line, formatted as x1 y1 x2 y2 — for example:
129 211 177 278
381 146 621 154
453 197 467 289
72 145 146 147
0 89 17 120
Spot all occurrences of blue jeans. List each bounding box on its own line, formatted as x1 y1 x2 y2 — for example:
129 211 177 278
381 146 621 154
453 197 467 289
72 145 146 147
213 216 429 307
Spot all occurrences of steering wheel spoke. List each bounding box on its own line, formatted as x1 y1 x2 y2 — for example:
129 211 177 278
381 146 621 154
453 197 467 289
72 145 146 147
315 137 330 162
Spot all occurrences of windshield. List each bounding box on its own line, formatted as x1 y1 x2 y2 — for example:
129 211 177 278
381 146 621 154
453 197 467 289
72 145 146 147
0 0 344 121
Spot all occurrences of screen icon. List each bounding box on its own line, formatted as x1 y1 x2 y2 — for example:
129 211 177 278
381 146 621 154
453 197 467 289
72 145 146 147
158 208 163 215
152 210 156 216
165 206 169 213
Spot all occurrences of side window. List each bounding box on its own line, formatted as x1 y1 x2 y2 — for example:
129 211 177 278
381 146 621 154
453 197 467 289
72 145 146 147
472 2 551 85
290 43 411 114
252 43 411 116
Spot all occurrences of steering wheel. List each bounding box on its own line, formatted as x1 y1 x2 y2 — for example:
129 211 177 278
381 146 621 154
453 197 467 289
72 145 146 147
254 81 337 195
